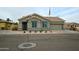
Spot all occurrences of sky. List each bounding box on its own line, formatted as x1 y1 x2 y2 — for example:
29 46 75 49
0 7 79 23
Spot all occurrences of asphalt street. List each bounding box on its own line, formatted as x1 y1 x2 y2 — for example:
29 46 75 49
0 32 79 51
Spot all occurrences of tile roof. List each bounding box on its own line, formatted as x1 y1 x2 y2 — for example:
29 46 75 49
18 13 64 21
0 19 7 22
0 19 14 23
45 17 64 21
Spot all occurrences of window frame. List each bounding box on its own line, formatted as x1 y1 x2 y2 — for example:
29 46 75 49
32 21 37 28
42 21 48 28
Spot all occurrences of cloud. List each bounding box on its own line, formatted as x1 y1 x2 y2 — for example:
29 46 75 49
60 12 79 23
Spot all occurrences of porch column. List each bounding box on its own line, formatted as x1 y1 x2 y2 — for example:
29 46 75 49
18 21 22 30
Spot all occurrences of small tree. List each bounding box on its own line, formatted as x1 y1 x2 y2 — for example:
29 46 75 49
6 18 11 22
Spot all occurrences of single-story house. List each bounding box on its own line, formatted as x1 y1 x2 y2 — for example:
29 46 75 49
18 13 65 31
0 19 18 30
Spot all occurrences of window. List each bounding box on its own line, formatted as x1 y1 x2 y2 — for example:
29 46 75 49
32 21 37 28
42 21 48 28
1 27 5 30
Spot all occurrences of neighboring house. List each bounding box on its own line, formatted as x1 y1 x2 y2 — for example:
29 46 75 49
64 22 79 30
18 13 65 31
0 19 18 30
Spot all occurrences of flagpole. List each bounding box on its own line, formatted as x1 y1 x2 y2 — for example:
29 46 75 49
49 7 51 17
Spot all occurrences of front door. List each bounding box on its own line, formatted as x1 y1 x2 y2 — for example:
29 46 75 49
22 22 27 30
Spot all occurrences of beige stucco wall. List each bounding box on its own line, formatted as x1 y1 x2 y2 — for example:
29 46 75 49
18 18 50 31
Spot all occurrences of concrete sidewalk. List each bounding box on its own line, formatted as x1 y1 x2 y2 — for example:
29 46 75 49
0 30 79 34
